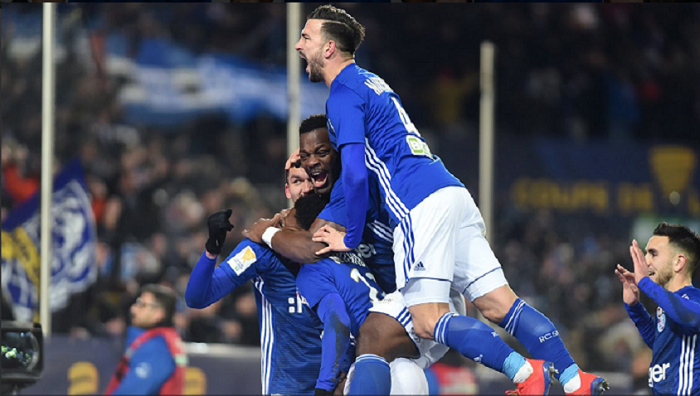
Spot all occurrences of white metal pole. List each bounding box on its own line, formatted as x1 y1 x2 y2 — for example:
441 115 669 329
40 3 57 338
479 42 495 241
287 3 302 208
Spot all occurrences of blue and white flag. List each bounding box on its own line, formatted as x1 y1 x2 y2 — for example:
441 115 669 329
105 36 328 127
1 159 97 322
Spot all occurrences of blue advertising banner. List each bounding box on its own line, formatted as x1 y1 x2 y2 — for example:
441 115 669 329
1 159 97 322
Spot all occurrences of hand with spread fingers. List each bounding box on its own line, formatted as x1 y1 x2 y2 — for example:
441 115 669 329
629 239 649 285
614 264 640 306
312 224 351 256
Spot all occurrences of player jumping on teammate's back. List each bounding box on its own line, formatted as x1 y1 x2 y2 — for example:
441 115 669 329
295 5 607 395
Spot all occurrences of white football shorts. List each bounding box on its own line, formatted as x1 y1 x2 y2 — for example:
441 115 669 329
392 186 509 303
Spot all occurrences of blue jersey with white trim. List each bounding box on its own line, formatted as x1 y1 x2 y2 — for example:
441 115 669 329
318 176 396 293
625 280 700 395
326 63 464 227
296 253 384 338
219 239 323 395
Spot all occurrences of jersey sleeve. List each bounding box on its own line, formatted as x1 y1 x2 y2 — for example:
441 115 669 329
318 177 347 227
339 143 368 250
314 292 352 392
624 302 656 349
111 337 175 395
185 239 274 309
638 278 700 334
327 84 366 148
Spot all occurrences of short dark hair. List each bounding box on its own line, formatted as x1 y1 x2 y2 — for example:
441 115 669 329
308 5 365 56
653 222 700 275
294 193 330 231
140 284 178 328
299 114 328 135
285 162 302 185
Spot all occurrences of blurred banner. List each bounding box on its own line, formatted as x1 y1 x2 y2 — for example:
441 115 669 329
500 139 699 219
1 159 97 322
102 35 327 127
441 135 700 221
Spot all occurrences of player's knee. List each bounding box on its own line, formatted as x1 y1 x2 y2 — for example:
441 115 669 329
473 286 518 324
356 314 393 358
357 313 416 361
412 318 438 340
479 305 506 324
408 304 451 340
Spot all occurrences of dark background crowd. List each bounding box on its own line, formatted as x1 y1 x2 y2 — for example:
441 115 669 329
2 4 699 392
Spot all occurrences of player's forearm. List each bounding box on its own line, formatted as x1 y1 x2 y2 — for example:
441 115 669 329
638 277 700 333
271 228 327 264
185 252 230 308
624 301 655 348
340 143 368 250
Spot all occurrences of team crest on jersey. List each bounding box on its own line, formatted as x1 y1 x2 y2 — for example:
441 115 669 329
656 306 666 332
227 246 257 275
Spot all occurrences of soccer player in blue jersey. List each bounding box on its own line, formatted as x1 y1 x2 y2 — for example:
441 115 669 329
293 5 608 395
184 119 323 395
615 222 700 395
245 116 559 395
287 192 454 395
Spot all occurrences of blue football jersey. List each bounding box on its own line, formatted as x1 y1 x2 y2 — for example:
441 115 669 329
296 253 384 338
219 239 323 395
325 63 464 227
626 280 700 395
318 176 396 293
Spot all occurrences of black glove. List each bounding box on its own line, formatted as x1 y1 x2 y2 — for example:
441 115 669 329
205 209 234 255
314 388 332 396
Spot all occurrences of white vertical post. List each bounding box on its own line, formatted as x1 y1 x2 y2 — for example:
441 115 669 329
41 3 57 338
479 42 495 241
286 3 302 208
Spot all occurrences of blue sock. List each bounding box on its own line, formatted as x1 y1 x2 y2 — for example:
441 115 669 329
347 354 391 395
499 298 575 380
434 313 516 375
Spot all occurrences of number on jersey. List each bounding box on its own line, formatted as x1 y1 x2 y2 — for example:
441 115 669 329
391 97 432 157
350 268 381 303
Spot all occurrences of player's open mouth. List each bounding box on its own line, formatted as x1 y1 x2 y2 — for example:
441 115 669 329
310 169 328 189
648 271 656 277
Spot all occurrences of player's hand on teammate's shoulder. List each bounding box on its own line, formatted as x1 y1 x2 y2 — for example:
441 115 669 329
242 213 281 244
205 209 234 256
313 224 351 255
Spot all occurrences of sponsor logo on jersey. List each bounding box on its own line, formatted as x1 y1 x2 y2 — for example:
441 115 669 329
656 306 666 332
648 363 670 387
227 246 257 275
330 252 366 268
413 262 426 271
355 243 377 259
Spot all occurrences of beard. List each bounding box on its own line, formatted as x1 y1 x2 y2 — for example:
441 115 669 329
654 263 673 289
307 52 324 83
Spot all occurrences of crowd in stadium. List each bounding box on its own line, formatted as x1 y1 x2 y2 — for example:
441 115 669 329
2 4 698 391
